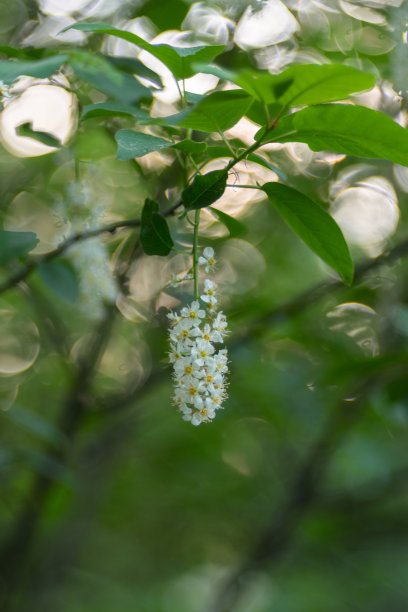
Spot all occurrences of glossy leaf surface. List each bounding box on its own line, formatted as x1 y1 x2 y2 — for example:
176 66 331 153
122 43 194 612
262 183 353 285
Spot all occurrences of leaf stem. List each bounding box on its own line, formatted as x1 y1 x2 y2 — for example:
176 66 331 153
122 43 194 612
218 131 237 158
175 78 185 107
192 208 200 300
225 183 262 189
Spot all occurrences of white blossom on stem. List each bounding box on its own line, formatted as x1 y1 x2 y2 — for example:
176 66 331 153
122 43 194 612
167 248 229 425
198 247 217 273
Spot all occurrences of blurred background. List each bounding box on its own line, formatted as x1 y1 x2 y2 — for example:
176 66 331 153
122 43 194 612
1 1 408 611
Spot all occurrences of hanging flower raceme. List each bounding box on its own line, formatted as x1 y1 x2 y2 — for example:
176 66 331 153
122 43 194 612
167 247 229 426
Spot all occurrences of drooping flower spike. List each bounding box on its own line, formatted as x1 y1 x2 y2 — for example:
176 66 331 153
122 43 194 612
167 247 229 426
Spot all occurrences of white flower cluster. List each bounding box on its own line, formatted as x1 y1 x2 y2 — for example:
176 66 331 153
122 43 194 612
167 248 229 426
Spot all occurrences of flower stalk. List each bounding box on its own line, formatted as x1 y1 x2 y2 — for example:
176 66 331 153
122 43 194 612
167 246 229 426
192 208 200 300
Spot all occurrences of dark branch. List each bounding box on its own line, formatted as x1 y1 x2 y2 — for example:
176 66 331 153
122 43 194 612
0 200 182 297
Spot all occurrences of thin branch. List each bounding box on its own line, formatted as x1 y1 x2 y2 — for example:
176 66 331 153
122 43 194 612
0 200 182 297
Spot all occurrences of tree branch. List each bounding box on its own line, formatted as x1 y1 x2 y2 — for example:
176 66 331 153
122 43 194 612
0 200 182 298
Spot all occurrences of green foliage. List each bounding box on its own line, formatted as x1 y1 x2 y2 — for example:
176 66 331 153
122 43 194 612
81 101 152 121
209 207 246 237
263 183 354 285
115 131 174 159
0 229 38 265
0 55 68 83
115 130 205 159
64 22 225 79
262 104 408 166
69 50 152 103
182 169 228 209
3 4 408 612
37 259 79 303
174 89 254 132
197 62 376 106
140 198 173 256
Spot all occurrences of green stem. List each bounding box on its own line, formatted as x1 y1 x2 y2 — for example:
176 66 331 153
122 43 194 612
218 131 237 158
226 183 262 189
192 208 200 301
225 137 268 171
187 153 200 173
175 78 185 107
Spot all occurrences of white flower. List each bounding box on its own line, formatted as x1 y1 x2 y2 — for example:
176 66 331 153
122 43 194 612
168 345 183 364
200 278 218 305
167 311 183 327
191 405 216 426
191 338 215 367
198 247 217 273
169 325 196 348
212 312 228 338
174 357 201 378
180 300 206 324
195 322 223 344
166 248 229 425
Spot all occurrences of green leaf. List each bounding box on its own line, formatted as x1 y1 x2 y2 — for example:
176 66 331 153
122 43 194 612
172 140 207 154
182 170 228 210
107 55 162 86
262 104 408 167
82 92 253 132
63 23 225 80
195 63 375 107
0 54 68 83
115 130 206 160
175 90 254 132
38 259 79 303
209 207 246 237
245 100 282 125
16 122 61 147
205 145 286 179
0 230 38 265
0 45 44 60
140 199 173 256
81 101 152 121
262 183 353 285
277 64 376 107
116 131 173 160
69 50 151 103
